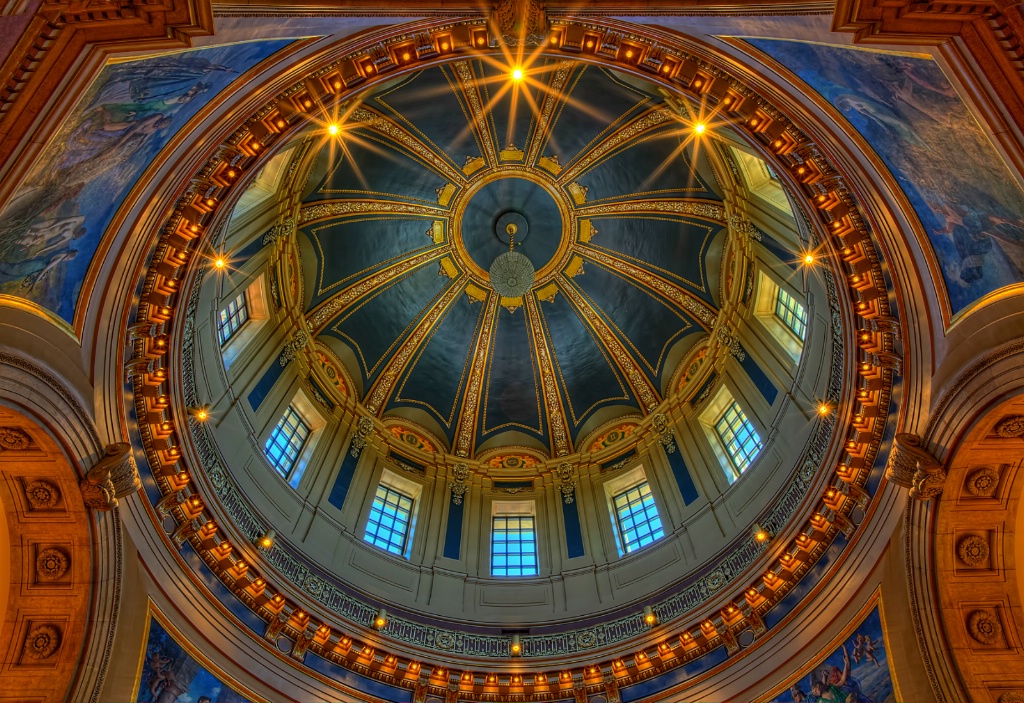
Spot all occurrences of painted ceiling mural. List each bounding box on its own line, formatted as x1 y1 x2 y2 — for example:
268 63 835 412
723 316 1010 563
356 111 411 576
297 60 725 458
764 603 895 703
0 39 294 327
745 39 1024 319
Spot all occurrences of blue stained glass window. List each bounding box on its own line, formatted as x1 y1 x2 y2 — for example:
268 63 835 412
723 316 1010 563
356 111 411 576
715 401 762 476
218 291 249 345
775 288 807 340
364 484 415 556
264 405 310 477
613 482 664 553
491 515 538 577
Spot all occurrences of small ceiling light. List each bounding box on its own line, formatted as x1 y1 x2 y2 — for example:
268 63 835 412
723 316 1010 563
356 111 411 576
643 606 657 626
512 67 524 81
818 403 830 416
214 257 226 269
694 122 706 135
195 407 209 421
258 530 276 549
328 124 340 136
373 608 387 629
804 253 815 265
510 634 522 656
753 523 771 543
489 223 534 298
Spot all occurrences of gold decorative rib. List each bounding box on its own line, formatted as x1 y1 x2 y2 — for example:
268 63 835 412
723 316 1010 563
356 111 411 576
349 106 467 186
453 292 499 457
525 60 574 166
299 199 447 226
575 198 726 224
557 275 661 412
577 247 718 330
364 281 467 414
524 293 572 456
556 107 673 185
306 248 449 332
451 61 499 166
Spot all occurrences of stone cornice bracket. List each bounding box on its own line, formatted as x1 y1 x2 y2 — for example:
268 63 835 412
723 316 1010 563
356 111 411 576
79 442 140 511
885 432 946 500
492 0 548 46
651 412 677 453
449 462 471 505
349 415 374 458
555 462 577 503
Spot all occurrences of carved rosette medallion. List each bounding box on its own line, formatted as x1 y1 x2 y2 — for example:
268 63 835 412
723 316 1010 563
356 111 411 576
967 609 1001 645
0 427 31 450
998 692 1024 703
956 535 989 567
994 415 1024 438
25 480 60 509
965 466 1000 497
36 547 70 579
23 624 61 660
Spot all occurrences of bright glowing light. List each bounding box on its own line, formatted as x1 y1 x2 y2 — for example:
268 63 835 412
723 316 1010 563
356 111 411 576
694 122 706 135
512 68 524 81
214 257 225 269
328 124 340 136
818 403 830 416
804 253 815 264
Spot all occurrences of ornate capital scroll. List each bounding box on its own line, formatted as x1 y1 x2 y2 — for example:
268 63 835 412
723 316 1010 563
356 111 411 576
886 433 946 501
80 443 139 511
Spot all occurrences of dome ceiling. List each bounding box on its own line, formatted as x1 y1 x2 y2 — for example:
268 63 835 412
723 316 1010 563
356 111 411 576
294 59 727 457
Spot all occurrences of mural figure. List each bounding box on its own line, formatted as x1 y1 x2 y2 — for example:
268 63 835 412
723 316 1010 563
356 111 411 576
137 616 253 703
746 39 1024 316
767 606 894 703
0 39 292 324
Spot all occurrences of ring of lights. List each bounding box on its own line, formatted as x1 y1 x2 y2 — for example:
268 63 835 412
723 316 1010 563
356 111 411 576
126 16 897 701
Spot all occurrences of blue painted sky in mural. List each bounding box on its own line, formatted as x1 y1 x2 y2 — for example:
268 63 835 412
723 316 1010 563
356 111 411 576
745 39 1024 316
138 616 253 703
767 605 894 703
0 39 293 325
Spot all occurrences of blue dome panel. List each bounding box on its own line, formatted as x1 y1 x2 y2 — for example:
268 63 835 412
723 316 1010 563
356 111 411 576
577 127 722 203
372 68 482 166
301 217 440 305
390 291 487 432
581 217 721 304
480 305 545 441
322 264 452 383
303 132 449 205
569 263 698 381
538 289 636 431
545 65 653 167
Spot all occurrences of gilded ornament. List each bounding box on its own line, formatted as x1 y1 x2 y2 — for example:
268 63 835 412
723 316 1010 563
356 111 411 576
956 535 989 567
0 427 30 450
576 630 597 648
450 463 471 505
25 479 59 509
994 415 1024 438
706 569 726 592
965 466 999 497
555 462 577 504
998 692 1024 703
36 547 69 579
967 609 1001 645
24 624 60 660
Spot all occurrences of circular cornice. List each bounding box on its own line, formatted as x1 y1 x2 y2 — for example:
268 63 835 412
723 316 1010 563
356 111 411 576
123 16 899 702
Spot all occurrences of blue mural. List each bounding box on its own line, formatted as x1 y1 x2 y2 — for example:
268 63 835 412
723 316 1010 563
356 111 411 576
746 39 1024 316
767 605 894 703
138 615 254 703
0 39 293 325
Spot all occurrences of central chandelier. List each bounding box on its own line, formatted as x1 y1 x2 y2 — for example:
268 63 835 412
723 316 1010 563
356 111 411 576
488 223 535 298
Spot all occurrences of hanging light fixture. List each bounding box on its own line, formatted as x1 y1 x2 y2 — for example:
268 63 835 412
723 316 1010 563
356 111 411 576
488 223 535 298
